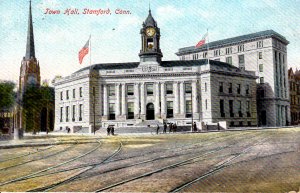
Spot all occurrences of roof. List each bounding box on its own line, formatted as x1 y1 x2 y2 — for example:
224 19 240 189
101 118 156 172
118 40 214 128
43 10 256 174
176 30 289 56
25 0 35 60
144 9 156 27
75 59 238 73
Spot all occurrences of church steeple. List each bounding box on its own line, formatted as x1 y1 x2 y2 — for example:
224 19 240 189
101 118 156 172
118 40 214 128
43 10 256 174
25 0 35 60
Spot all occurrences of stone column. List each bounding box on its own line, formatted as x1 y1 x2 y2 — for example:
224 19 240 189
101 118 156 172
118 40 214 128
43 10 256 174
115 83 121 117
174 81 180 117
192 80 199 119
155 82 161 118
160 82 166 119
103 85 108 119
134 83 140 118
121 83 126 120
140 83 146 119
180 81 186 117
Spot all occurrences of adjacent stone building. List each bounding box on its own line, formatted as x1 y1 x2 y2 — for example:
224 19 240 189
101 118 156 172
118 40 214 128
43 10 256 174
176 30 290 126
53 10 258 133
288 68 300 125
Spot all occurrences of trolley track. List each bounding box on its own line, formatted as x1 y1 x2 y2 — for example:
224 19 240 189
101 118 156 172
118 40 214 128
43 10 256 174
0 139 102 187
28 140 123 192
11 131 250 184
92 133 267 192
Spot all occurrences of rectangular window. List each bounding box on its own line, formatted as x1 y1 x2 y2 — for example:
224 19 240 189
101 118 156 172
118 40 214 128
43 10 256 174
185 83 192 94
108 85 115 96
220 100 225 117
60 91 63 100
226 47 232 55
214 49 220 57
238 44 244 52
127 102 134 119
60 107 63 122
219 82 223 93
127 85 134 96
205 99 208 110
229 83 233 94
259 52 263 59
66 106 69 122
229 100 234 117
186 100 192 118
203 52 207 58
166 83 173 95
66 90 69 100
238 101 242 117
260 77 264 84
205 83 207 92
72 105 75 121
257 41 263 48
79 87 83 97
73 89 75 98
246 101 251 117
109 103 115 120
259 64 263 72
238 54 244 65
79 104 83 121
237 84 241 94
226 56 232 65
146 84 153 95
246 85 250 95
167 101 174 118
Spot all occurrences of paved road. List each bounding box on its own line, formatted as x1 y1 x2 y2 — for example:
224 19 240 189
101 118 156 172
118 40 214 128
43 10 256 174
0 128 299 192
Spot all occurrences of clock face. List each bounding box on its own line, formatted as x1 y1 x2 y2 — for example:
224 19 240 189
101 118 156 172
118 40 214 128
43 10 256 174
146 27 156 37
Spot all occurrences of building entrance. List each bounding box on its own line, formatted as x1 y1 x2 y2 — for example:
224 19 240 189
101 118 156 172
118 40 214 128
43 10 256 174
146 103 155 120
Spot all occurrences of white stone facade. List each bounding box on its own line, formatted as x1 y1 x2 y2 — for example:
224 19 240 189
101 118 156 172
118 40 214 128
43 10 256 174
177 30 290 126
53 61 257 132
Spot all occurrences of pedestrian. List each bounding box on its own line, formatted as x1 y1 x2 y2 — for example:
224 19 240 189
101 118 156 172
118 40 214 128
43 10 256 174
163 123 167 133
156 124 160 135
111 126 115 135
169 123 173 133
174 123 177 133
193 122 197 132
217 123 220 131
107 125 111 136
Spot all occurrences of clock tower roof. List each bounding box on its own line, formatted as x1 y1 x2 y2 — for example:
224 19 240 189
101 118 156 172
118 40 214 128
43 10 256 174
144 9 156 27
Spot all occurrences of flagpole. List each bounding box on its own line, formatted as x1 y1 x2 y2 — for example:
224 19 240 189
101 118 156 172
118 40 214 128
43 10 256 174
207 28 209 65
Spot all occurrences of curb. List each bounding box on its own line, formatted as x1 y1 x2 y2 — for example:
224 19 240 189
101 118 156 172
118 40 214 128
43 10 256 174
0 141 99 149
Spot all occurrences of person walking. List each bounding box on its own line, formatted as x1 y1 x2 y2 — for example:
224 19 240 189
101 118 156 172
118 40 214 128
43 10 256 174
163 123 167 133
169 123 173 133
111 126 115 135
193 122 197 132
156 124 160 135
107 125 111 136
174 123 177 133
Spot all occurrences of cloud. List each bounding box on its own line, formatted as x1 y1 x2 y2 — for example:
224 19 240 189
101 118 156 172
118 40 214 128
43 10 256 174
156 5 184 23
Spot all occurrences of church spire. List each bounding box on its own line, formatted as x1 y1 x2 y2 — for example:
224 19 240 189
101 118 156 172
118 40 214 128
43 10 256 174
25 0 35 60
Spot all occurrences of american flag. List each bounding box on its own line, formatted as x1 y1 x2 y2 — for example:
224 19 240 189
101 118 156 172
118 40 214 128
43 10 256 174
78 38 90 64
195 32 208 48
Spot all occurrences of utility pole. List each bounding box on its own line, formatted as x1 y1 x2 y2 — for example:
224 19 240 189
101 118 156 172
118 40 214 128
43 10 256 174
93 87 96 135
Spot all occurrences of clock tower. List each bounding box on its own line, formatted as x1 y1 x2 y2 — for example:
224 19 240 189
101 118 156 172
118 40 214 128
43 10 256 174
19 0 41 97
139 9 163 64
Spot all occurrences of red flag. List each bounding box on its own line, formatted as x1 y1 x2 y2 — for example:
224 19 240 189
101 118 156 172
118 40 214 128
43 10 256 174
78 38 90 64
195 32 208 48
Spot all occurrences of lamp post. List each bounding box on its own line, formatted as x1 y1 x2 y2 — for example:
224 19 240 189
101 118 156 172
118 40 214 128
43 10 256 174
191 86 193 132
93 87 96 135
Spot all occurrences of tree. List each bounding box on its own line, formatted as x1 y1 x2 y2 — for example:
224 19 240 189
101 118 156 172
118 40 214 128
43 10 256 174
0 81 15 110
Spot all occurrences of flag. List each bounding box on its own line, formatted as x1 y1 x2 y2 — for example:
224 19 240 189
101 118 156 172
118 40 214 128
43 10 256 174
78 38 90 64
195 32 208 48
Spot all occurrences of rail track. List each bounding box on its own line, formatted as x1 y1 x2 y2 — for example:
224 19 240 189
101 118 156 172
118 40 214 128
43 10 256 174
28 140 123 192
0 139 102 187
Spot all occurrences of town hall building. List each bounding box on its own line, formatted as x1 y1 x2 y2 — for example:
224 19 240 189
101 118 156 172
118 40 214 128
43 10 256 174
53 10 258 133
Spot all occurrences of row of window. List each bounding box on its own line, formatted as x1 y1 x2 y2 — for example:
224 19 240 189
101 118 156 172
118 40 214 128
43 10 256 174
220 99 251 118
60 104 83 122
218 82 250 95
61 87 83 100
107 83 193 97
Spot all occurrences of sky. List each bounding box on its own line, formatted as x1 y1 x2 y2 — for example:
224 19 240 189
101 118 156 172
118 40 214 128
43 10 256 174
0 0 300 85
